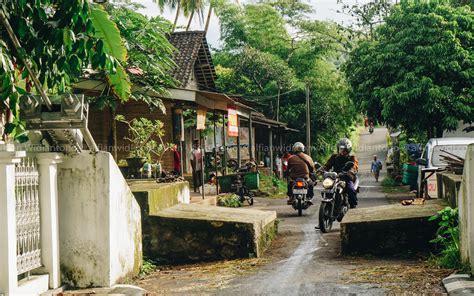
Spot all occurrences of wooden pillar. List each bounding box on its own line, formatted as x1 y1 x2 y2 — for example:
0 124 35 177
249 113 254 160
269 128 273 174
179 111 184 176
222 114 227 176
213 112 219 193
237 116 241 167
200 129 205 200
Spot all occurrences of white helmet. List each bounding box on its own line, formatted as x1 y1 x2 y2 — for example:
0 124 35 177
292 142 305 153
337 138 352 153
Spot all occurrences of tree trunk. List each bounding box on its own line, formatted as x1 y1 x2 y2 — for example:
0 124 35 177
427 126 435 139
111 107 118 160
172 1 180 32
436 124 444 138
204 5 213 33
186 10 194 31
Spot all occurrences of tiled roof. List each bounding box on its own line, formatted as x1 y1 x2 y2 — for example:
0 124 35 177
168 31 217 91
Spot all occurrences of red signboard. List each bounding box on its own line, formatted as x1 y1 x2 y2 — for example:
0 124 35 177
228 107 238 137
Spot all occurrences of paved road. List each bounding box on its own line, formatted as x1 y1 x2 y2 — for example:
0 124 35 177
214 127 390 296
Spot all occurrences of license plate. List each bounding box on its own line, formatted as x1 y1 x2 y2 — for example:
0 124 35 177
293 189 307 194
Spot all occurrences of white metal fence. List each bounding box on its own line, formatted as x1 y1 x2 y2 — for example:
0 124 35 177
15 157 42 275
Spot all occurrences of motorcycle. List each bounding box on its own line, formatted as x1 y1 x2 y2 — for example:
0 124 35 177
230 164 254 206
317 161 359 233
290 173 316 216
369 125 374 134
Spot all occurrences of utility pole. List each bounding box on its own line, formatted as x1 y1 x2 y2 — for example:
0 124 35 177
276 86 280 122
305 83 311 153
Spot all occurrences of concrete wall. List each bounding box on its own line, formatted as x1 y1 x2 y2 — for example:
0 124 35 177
437 172 462 208
57 151 142 288
128 180 190 215
459 144 474 271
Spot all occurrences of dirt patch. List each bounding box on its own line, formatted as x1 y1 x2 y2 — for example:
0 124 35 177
134 258 267 294
341 259 453 295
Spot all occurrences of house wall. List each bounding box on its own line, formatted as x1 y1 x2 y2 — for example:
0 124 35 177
57 151 142 287
88 100 175 172
459 144 474 271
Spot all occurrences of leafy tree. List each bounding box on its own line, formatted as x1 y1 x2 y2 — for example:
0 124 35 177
336 0 395 40
0 1 129 140
107 4 177 112
215 3 291 59
214 1 356 159
345 1 474 138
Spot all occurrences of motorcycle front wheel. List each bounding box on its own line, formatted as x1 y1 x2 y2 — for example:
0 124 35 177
319 202 333 233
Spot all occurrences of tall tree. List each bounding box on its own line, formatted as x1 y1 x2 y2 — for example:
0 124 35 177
214 1 355 159
345 1 474 138
0 1 130 140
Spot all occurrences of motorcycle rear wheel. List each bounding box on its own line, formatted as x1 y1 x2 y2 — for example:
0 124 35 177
319 203 333 233
298 198 302 216
247 194 254 206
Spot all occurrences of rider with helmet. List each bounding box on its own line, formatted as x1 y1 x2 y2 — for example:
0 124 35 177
323 138 359 208
287 142 315 204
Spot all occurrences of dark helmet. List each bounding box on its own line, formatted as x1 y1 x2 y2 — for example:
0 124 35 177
337 138 352 153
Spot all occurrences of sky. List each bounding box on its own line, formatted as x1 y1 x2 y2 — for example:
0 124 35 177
124 0 371 48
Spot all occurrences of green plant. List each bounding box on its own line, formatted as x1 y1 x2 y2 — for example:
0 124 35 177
139 259 157 277
381 176 399 187
429 207 469 271
0 1 130 141
258 174 287 199
115 115 173 162
217 193 242 207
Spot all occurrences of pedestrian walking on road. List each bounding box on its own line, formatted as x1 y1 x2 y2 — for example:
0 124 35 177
371 155 383 182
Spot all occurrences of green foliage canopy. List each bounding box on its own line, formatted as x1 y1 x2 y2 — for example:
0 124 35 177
344 1 473 137
0 0 129 138
214 1 356 160
105 4 177 112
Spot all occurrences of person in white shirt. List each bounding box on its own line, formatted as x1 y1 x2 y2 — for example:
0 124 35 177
190 140 203 192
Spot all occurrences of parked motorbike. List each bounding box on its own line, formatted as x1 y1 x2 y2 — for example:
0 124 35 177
230 164 254 206
317 161 359 233
290 173 316 216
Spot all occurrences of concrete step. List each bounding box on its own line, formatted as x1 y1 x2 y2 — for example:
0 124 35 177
142 204 277 263
341 199 448 256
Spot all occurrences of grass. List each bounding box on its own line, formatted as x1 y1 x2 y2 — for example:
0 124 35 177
217 193 243 207
350 125 366 153
381 176 409 193
258 173 288 199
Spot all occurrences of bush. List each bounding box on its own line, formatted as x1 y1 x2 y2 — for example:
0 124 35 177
429 207 470 271
139 259 157 277
217 193 242 207
381 176 400 187
258 174 287 199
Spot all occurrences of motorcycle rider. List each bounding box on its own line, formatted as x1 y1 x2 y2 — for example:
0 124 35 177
287 142 315 205
323 138 359 208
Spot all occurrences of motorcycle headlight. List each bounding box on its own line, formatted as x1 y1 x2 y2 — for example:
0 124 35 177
322 178 335 189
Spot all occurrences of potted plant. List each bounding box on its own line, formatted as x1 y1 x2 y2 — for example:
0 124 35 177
115 115 173 179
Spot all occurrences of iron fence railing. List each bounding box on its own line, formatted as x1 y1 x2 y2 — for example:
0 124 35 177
15 157 42 275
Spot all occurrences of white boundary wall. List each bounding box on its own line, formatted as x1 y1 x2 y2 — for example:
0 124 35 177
57 151 142 288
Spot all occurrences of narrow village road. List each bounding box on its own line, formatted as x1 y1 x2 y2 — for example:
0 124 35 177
137 128 449 295
211 127 390 295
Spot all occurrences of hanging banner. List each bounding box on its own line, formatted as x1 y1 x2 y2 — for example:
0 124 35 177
228 107 239 137
196 107 207 130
